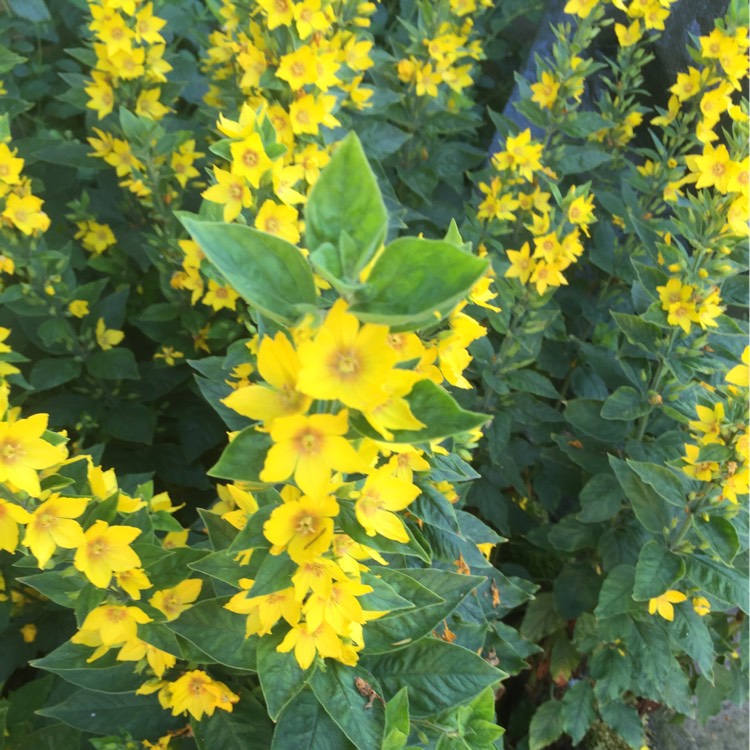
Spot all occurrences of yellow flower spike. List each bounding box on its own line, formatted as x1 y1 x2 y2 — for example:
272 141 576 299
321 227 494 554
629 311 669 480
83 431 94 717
0 498 32 553
167 670 239 720
150 579 203 621
0 413 67 497
260 410 364 497
263 493 339 563
74 520 142 588
648 590 687 621
354 466 421 542
24 495 87 568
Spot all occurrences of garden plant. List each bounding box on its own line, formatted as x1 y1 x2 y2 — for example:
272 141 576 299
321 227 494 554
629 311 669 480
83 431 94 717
0 0 747 748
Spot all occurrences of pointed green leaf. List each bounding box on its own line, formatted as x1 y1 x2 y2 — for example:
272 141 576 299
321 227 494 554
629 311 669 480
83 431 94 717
208 427 272 483
610 457 674 533
177 213 317 324
528 700 564 750
272 690 355 750
258 631 312 721
305 132 387 277
595 565 638 618
383 687 410 750
310 662 385 747
633 540 685 600
598 701 644 749
350 238 488 330
601 386 652 421
627 460 689 507
694 516 739 564
685 554 749 612
363 639 505 717
561 681 596 745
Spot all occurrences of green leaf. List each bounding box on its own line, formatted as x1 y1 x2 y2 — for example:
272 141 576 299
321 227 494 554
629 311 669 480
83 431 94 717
305 132 387 278
601 386 651 421
167 598 258 669
578 473 623 523
363 569 481 654
177 213 317 324
350 238 488 330
38 689 179 738
598 701 644 749
208 427 272 483
685 554 749 612
17 572 86 608
29 358 82 391
351 380 488 443
561 681 596 745
272 690 355 750
504 369 560 398
192 690 274 750
565 399 629 443
85 349 139 380
610 457 673 533
558 144 612 174
258 631 311 721
590 648 633 703
30 641 142 694
101 403 156 444
520 592 565 641
611 312 663 353
633 540 685 600
364 639 505 718
595 565 638 618
694 516 739 564
9 0 51 22
626 460 688 507
0 44 26 74
528 700 564 750
383 687 410 750
310 663 385 747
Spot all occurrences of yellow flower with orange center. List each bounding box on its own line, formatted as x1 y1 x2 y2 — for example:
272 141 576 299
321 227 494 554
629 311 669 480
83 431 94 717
149 579 203 621
353 466 420 542
167 670 239 720
73 520 142 588
260 410 364 497
24 495 87 568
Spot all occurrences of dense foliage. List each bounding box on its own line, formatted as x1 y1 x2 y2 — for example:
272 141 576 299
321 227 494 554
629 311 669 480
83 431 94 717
0 0 747 749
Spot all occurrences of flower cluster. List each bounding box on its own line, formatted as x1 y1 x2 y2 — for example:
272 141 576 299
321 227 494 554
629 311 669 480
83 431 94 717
0 138 50 237
218 297 488 668
84 0 171 121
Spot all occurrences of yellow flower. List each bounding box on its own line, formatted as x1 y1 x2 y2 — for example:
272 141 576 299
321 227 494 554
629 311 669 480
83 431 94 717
73 520 142 588
254 200 300 244
615 19 641 47
95 318 124 350
225 585 300 637
68 300 90 318
492 129 544 181
276 620 344 669
85 72 115 119
115 568 152 600
505 242 534 285
0 498 32 553
689 402 725 445
136 88 170 120
531 71 560 110
725 346 749 388
230 133 272 188
2 193 50 235
681 444 718 482
567 193 595 233
150 579 202 621
0 143 24 185
167 671 239 720
0 413 67 497
354 466 420 542
202 279 240 312
692 596 711 616
260 410 364 497
686 143 738 194
134 2 167 44
222 332 312 424
201 167 253 222
264 493 339 563
530 259 568 295
219 484 259 529
257 0 294 29
304 577 373 633
292 557 349 601
76 220 116 254
296 299 401 412
72 604 152 662
277 45 319 90
648 590 687 621
117 638 175 677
